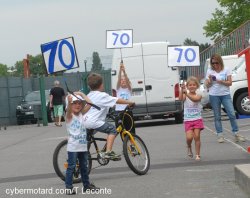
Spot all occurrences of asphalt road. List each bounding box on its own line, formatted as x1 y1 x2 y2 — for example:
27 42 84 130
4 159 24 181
0 110 250 198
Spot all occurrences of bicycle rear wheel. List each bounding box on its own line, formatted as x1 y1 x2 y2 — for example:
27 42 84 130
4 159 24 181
123 134 150 175
52 139 92 183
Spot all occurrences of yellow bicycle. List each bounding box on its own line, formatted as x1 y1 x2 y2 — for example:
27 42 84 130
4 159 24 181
53 106 150 183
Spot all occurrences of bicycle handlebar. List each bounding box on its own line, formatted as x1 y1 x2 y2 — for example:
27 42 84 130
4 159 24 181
64 80 101 111
107 105 134 121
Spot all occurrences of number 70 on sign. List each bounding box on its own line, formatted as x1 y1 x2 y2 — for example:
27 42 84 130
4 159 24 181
168 46 200 67
106 29 133 49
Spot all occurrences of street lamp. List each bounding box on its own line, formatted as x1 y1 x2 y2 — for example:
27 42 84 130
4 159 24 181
84 60 87 72
83 60 88 94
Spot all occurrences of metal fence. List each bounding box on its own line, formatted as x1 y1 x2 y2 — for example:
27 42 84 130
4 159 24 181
0 70 111 126
185 20 250 79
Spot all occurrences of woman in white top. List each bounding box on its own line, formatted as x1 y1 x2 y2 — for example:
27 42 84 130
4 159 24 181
115 61 135 134
205 54 245 143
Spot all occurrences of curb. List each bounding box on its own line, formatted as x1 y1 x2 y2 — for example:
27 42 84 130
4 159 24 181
235 164 250 195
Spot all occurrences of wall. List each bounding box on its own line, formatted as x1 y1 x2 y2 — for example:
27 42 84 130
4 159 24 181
0 70 111 126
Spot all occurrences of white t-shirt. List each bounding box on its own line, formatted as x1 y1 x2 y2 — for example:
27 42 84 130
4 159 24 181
205 68 231 96
83 91 118 129
115 87 131 111
66 114 87 152
184 97 202 121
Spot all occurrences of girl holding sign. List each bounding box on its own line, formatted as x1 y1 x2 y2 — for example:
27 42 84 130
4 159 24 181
115 61 136 134
179 76 204 161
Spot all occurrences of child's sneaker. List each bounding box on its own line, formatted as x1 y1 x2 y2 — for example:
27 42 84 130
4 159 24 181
98 151 106 158
235 133 245 142
83 183 100 192
65 188 76 195
105 151 121 161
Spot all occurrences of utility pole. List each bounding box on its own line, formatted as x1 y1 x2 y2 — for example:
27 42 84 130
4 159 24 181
23 54 31 78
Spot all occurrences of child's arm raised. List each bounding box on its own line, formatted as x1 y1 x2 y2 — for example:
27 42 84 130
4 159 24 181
74 91 92 114
122 66 132 91
66 95 73 121
116 62 123 90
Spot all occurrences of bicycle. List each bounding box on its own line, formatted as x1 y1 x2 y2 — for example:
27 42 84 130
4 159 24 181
53 106 150 183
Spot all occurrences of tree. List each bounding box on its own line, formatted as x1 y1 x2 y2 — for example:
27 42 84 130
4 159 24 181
183 38 211 52
203 0 250 41
0 63 8 76
91 52 102 71
13 54 47 77
28 54 47 76
15 60 24 77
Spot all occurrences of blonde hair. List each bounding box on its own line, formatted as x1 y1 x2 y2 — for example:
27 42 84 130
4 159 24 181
186 76 200 88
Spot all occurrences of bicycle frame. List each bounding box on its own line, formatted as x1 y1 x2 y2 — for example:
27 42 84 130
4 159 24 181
117 125 142 155
89 108 141 155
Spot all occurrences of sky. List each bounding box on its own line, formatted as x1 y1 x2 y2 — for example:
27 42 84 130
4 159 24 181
0 0 219 68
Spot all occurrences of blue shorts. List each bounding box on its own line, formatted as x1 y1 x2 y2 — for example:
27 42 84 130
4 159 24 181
95 122 117 135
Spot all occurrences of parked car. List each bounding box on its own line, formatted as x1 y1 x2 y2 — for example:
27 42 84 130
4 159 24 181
16 90 55 125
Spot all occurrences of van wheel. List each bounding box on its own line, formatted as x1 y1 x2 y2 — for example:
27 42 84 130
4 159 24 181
235 92 250 115
174 113 183 124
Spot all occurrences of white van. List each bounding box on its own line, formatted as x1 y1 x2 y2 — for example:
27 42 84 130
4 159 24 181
111 42 183 123
200 54 249 115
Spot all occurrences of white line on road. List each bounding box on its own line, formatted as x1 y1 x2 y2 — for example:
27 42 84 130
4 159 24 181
204 125 248 153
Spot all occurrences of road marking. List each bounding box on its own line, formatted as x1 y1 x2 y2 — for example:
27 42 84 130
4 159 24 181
204 125 247 153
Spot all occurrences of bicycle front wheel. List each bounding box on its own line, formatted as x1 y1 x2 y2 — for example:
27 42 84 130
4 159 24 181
123 134 150 175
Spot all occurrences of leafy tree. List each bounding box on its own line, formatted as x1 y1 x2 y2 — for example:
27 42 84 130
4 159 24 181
28 54 47 76
15 60 24 77
13 54 47 77
0 63 8 76
203 0 250 41
183 38 211 52
91 52 102 71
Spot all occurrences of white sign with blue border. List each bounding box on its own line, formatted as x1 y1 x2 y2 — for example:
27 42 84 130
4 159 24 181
106 29 133 49
41 37 79 74
168 46 200 67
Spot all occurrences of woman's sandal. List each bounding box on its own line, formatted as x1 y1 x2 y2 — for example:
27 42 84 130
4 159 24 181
195 155 201 161
187 147 193 158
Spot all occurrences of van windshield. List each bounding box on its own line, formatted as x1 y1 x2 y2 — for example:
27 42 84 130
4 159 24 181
232 58 245 73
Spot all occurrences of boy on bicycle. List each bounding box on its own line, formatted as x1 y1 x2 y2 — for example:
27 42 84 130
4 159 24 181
83 73 135 160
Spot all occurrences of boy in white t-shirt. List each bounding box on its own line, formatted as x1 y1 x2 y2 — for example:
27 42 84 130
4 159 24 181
83 73 135 160
65 92 99 195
